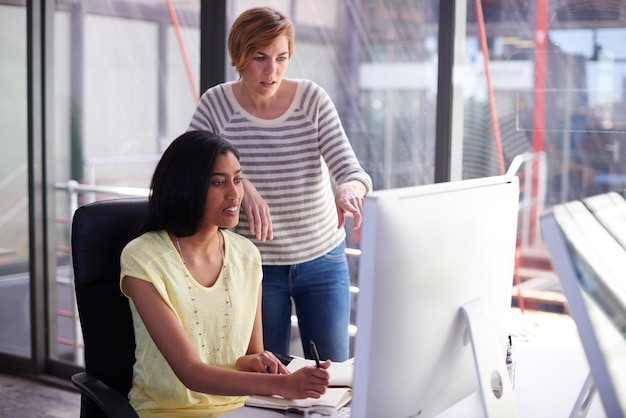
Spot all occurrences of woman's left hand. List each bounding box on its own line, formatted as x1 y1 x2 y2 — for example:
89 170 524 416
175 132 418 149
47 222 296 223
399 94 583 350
335 181 367 229
237 350 289 374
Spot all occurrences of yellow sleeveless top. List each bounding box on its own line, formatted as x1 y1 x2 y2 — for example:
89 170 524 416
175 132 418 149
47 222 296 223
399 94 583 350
120 229 262 417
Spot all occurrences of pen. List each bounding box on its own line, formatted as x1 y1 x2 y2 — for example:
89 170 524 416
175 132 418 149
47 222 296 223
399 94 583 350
310 340 321 368
265 365 280 374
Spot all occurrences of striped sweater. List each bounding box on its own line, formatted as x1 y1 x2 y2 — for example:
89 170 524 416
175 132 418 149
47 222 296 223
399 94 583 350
188 79 372 265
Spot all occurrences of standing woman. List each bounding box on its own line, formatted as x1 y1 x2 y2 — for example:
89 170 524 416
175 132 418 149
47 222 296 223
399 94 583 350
188 7 372 362
121 130 329 417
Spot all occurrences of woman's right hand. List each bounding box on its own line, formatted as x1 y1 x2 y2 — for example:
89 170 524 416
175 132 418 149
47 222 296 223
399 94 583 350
280 360 331 399
242 179 273 242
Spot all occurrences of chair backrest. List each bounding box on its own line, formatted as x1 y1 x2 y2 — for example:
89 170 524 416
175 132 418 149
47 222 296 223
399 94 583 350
71 198 149 410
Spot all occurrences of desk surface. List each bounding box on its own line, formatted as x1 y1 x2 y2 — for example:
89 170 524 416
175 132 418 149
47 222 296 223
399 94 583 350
441 309 606 418
224 310 607 418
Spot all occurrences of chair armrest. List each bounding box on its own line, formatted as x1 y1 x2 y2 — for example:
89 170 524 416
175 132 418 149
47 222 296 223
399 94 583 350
71 372 139 418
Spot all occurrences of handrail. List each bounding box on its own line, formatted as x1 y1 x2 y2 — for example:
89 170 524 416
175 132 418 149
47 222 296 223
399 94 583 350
55 180 149 219
506 151 548 314
507 151 547 248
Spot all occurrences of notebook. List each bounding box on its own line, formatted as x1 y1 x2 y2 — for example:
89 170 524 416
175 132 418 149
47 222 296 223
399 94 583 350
244 357 354 413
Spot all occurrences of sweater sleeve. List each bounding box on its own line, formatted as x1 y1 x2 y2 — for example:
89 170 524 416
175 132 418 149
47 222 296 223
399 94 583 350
308 81 373 193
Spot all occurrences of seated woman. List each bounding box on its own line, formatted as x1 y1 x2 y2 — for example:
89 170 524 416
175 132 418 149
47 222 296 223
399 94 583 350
120 130 330 417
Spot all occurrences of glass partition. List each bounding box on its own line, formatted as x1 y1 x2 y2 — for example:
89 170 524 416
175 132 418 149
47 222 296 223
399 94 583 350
2 0 626 377
51 0 200 366
0 4 30 360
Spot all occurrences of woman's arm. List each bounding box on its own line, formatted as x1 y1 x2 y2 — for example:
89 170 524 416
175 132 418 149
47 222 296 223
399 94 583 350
309 83 371 230
247 287 265 354
242 179 273 242
235 287 287 375
124 276 329 399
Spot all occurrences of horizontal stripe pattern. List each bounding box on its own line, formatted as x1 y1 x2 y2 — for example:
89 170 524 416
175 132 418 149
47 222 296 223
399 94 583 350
189 79 372 264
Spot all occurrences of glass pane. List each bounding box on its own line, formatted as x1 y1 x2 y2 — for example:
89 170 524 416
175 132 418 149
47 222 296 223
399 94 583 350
0 4 31 358
355 1 439 189
463 0 626 247
52 0 200 365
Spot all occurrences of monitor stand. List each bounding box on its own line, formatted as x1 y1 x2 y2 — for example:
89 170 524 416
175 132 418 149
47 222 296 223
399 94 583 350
570 372 597 418
461 298 519 418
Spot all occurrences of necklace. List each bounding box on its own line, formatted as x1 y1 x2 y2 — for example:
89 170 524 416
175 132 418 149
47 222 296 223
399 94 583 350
174 231 232 356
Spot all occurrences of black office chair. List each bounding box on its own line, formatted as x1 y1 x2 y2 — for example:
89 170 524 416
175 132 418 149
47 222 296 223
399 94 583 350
71 197 149 418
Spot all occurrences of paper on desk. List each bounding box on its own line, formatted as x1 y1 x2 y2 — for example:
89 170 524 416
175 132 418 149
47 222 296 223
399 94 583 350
286 357 354 388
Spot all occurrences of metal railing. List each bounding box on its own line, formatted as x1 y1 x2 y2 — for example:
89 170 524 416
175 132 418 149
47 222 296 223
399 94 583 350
57 180 149 221
506 151 548 313
506 151 547 248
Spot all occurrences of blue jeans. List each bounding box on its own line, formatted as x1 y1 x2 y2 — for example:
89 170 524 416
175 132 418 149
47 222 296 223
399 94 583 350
262 242 350 362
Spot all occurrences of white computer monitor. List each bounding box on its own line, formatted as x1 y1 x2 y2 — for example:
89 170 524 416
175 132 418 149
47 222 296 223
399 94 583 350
541 193 626 418
582 191 626 248
351 175 520 418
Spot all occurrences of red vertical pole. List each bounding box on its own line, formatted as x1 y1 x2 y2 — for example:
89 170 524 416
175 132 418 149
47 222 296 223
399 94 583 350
531 0 548 244
474 0 505 175
166 0 200 104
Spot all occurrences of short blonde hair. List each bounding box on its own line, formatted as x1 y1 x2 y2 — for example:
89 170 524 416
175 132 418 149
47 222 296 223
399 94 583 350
227 7 295 74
